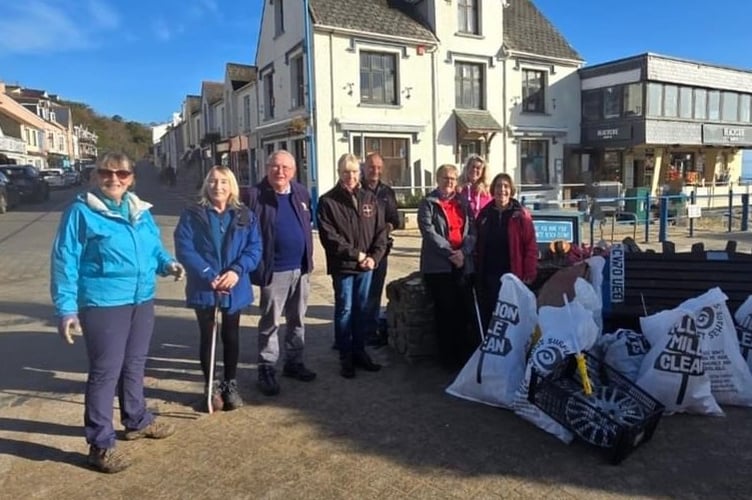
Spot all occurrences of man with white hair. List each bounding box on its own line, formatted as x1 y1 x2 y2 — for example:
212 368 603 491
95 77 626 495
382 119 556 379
247 150 316 396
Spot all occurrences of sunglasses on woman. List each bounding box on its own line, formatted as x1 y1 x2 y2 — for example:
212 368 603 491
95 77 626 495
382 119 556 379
97 168 133 180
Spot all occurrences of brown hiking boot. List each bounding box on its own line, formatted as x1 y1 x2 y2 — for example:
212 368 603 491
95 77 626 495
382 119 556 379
88 446 130 473
123 419 175 441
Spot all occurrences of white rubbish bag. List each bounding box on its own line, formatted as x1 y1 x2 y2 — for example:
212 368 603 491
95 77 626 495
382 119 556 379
446 274 537 409
594 329 650 382
638 308 723 416
680 288 752 407
512 298 599 443
733 296 752 374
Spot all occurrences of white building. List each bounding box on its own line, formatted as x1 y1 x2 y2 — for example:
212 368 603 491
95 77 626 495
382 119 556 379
253 0 582 203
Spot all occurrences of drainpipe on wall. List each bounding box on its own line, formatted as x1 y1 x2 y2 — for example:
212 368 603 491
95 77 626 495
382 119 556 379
304 0 319 223
501 48 507 174
430 46 438 192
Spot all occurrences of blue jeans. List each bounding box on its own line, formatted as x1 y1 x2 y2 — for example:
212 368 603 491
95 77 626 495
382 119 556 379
332 271 373 355
365 252 388 337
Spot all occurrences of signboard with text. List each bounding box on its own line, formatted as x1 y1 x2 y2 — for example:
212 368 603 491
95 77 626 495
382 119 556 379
702 124 752 146
531 211 582 256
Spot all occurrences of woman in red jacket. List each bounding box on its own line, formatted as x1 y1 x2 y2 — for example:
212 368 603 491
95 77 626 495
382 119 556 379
474 173 538 331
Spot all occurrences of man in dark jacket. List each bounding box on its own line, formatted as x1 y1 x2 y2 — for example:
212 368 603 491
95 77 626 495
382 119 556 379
317 153 388 378
247 150 316 396
361 153 400 347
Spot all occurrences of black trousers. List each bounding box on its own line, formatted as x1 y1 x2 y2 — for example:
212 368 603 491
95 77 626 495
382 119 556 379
195 308 241 383
423 270 477 369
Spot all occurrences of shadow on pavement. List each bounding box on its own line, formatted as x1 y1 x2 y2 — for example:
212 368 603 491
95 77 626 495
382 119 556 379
0 437 87 469
0 417 81 438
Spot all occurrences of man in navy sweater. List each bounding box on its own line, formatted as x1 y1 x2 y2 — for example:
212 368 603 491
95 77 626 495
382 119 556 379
247 150 315 396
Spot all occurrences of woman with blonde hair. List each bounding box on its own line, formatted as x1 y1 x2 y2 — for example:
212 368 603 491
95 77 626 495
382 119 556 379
458 154 492 219
174 165 262 412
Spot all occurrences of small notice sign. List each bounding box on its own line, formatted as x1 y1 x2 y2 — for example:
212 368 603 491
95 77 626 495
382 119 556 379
687 204 702 219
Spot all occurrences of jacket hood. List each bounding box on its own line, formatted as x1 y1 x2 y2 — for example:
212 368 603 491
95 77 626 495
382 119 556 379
77 191 152 222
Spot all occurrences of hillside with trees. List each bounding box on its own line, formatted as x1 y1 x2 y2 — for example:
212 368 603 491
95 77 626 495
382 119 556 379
61 101 152 160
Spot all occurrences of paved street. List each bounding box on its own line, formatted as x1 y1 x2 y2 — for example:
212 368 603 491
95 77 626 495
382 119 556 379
1 165 751 499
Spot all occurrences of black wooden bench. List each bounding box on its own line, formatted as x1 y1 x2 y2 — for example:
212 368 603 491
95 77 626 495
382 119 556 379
602 240 752 331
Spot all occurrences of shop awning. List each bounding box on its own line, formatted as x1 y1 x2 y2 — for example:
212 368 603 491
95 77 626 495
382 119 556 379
509 124 569 138
454 109 503 134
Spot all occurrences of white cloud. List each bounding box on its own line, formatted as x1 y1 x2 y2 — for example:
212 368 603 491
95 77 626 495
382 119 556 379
88 0 120 30
0 1 90 55
0 0 121 55
152 20 172 41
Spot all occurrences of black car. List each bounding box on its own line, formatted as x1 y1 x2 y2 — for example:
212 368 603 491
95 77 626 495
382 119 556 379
0 171 21 213
0 165 50 203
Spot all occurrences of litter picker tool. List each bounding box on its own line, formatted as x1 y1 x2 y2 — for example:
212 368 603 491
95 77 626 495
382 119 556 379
563 293 593 396
206 294 221 414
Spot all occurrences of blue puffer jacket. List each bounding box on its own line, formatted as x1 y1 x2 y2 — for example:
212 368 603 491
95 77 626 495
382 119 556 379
174 203 262 313
50 191 176 316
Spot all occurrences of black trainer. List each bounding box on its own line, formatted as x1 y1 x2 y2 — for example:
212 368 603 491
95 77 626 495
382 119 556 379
283 362 317 382
257 365 280 396
340 353 356 379
353 350 382 372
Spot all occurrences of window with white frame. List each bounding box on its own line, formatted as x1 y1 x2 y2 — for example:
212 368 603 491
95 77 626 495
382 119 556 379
274 0 284 36
522 69 546 113
360 51 397 105
455 62 484 109
263 73 275 119
290 54 305 109
520 140 549 185
352 136 410 190
243 95 251 131
457 0 479 35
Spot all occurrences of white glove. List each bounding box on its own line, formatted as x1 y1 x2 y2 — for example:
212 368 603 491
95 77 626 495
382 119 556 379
58 314 81 345
168 261 185 281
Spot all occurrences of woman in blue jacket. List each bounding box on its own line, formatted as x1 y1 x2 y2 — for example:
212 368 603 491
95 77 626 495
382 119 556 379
50 152 185 474
174 166 262 413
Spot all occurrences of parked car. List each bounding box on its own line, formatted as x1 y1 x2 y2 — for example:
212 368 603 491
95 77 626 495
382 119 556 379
0 171 21 213
0 165 50 203
62 168 81 186
39 168 66 189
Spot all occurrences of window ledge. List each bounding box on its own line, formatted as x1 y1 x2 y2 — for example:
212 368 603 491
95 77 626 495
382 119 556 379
520 111 550 116
358 103 402 110
288 106 306 113
455 32 484 40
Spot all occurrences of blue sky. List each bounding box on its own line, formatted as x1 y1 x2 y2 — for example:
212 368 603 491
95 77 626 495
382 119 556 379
1 0 751 124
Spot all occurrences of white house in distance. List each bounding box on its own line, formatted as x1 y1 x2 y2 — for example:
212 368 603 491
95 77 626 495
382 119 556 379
252 0 582 204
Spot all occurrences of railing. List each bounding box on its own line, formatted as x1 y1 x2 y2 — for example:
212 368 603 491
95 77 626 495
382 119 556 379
522 186 752 246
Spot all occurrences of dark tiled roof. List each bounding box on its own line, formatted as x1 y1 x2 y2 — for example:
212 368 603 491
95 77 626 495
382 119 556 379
201 81 224 105
226 63 257 90
309 0 436 43
454 109 503 132
185 95 201 115
503 0 581 61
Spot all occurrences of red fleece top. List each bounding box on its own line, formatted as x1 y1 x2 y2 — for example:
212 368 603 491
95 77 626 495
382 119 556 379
438 197 465 250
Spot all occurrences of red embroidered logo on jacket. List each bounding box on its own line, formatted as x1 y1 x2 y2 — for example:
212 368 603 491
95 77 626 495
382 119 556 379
362 203 374 218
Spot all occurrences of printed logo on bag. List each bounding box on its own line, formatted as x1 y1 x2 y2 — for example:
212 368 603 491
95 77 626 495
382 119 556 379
737 314 752 359
609 243 625 303
362 203 374 218
533 338 568 370
696 305 723 340
654 314 704 405
480 301 519 356
620 330 650 356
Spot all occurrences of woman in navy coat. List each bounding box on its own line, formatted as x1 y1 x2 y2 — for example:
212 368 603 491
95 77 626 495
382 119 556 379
174 166 262 411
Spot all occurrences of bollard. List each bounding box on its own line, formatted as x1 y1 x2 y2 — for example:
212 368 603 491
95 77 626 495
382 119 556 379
659 196 668 242
689 190 696 238
589 216 595 247
742 193 749 232
643 191 651 243
728 189 733 233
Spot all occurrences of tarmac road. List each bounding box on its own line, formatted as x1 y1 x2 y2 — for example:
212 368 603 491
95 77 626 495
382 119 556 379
0 164 751 499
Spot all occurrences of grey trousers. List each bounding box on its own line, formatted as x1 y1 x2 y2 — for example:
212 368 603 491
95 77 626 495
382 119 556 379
257 269 310 366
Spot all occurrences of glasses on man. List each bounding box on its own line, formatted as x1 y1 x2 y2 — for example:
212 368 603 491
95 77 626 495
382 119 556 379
440 176 457 182
97 169 133 180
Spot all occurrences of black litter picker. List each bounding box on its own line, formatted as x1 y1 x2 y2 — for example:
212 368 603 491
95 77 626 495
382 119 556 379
528 352 665 464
